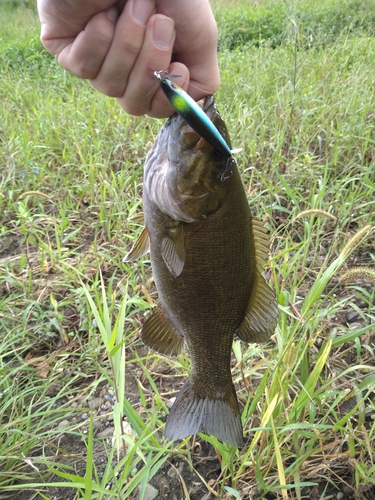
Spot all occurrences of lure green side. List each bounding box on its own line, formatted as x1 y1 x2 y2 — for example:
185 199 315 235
154 70 232 158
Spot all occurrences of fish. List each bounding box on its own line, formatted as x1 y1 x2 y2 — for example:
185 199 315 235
154 70 233 159
124 95 278 447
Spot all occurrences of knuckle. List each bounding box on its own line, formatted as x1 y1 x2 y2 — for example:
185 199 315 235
91 73 129 98
97 82 124 98
120 39 140 58
74 62 98 80
120 99 148 116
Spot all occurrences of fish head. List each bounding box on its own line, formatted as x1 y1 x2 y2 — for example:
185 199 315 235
144 96 236 222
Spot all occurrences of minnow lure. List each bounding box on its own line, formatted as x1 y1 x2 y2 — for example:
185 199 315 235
154 70 233 159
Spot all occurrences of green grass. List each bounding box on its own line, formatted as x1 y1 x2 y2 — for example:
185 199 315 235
214 0 375 50
1 1 375 499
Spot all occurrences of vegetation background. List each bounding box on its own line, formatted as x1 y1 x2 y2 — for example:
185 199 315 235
1 0 375 498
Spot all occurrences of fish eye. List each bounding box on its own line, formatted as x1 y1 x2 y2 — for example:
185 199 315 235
170 81 177 89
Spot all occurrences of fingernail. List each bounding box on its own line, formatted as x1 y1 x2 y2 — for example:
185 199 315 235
153 17 175 49
132 0 154 27
106 6 119 23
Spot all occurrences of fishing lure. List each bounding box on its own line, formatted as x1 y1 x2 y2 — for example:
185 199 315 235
154 70 233 159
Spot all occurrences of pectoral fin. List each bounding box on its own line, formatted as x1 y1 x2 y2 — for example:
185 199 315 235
237 271 278 343
122 226 150 262
161 225 186 278
141 306 184 356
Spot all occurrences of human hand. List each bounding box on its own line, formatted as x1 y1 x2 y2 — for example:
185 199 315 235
37 0 220 118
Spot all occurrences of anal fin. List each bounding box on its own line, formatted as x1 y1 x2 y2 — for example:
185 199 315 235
237 271 278 343
141 306 184 356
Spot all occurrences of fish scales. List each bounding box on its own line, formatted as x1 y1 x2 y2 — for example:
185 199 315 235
124 96 278 447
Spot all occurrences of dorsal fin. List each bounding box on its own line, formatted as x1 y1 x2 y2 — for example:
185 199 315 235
237 217 278 343
237 271 278 343
252 217 271 271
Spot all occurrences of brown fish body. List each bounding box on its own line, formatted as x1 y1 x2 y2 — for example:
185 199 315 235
125 97 278 447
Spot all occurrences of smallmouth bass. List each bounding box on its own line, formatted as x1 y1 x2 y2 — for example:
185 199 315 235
124 96 278 447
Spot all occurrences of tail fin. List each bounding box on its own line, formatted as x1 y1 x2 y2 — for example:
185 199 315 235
165 377 243 448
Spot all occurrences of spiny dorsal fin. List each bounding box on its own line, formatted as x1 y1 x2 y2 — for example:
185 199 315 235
237 270 278 343
122 226 150 262
161 224 186 278
141 306 184 356
252 217 271 271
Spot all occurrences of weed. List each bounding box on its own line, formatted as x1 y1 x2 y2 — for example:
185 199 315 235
1 1 374 498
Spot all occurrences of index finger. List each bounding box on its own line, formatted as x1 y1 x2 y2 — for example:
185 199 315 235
117 14 180 117
59 11 118 78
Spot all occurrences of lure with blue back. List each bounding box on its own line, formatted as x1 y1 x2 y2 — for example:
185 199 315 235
154 70 232 159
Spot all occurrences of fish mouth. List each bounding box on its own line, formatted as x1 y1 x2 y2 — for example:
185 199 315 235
179 130 232 180
166 95 233 195
144 95 232 223
171 95 223 153
179 124 206 152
